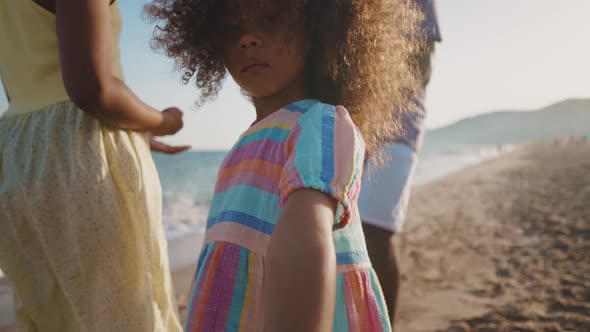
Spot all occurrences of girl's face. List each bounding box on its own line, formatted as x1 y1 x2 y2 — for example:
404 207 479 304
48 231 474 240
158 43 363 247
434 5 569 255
221 1 308 98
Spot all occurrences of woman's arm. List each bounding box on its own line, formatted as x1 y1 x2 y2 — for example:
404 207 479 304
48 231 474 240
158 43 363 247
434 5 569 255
55 0 181 136
264 189 337 332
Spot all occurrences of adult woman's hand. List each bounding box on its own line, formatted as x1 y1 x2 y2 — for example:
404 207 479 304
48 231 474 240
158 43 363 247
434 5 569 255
148 134 191 154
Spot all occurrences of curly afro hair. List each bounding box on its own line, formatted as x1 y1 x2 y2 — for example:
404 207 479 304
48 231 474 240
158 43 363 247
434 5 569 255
146 0 424 156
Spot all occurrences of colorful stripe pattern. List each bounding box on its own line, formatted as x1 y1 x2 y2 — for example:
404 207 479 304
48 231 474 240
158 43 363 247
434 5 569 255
185 100 391 331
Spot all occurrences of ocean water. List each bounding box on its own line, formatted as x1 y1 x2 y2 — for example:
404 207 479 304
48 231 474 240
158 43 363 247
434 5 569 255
152 151 226 238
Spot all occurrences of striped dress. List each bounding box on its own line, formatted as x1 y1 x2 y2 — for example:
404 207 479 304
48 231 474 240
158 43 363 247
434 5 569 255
185 99 391 332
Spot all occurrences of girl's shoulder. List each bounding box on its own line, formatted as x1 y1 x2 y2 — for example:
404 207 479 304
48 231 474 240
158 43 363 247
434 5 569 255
287 99 365 161
294 100 360 138
243 99 350 135
296 100 356 127
237 99 360 148
285 99 344 115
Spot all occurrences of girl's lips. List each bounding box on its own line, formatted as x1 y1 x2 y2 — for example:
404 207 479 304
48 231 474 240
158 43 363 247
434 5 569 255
241 60 270 74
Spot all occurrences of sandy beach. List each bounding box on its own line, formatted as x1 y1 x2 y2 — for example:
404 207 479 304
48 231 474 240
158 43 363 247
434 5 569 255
1 140 588 331
395 140 589 331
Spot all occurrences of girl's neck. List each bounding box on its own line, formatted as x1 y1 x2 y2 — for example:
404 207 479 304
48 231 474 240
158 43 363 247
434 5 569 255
251 76 310 124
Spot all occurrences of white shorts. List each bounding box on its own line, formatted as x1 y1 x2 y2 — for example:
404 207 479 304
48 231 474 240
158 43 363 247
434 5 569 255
358 143 418 233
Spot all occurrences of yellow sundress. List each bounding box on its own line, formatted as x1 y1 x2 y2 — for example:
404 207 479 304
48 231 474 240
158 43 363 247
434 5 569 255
0 1 182 331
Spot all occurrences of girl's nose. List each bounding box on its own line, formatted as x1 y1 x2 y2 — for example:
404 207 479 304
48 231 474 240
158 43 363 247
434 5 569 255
239 33 262 49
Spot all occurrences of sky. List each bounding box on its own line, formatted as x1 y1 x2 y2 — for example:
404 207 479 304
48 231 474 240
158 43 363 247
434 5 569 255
1 0 589 150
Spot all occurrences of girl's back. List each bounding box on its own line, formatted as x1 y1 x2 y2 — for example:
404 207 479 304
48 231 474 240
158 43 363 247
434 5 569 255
186 99 387 331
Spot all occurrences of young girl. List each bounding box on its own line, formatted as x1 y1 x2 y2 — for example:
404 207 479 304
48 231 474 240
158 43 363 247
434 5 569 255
148 0 421 330
0 0 187 330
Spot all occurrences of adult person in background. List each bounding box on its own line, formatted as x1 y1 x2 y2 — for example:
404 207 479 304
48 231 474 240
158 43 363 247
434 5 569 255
358 0 442 329
0 0 188 330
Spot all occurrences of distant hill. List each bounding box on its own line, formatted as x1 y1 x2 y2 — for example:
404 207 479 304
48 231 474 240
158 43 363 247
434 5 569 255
423 98 590 154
